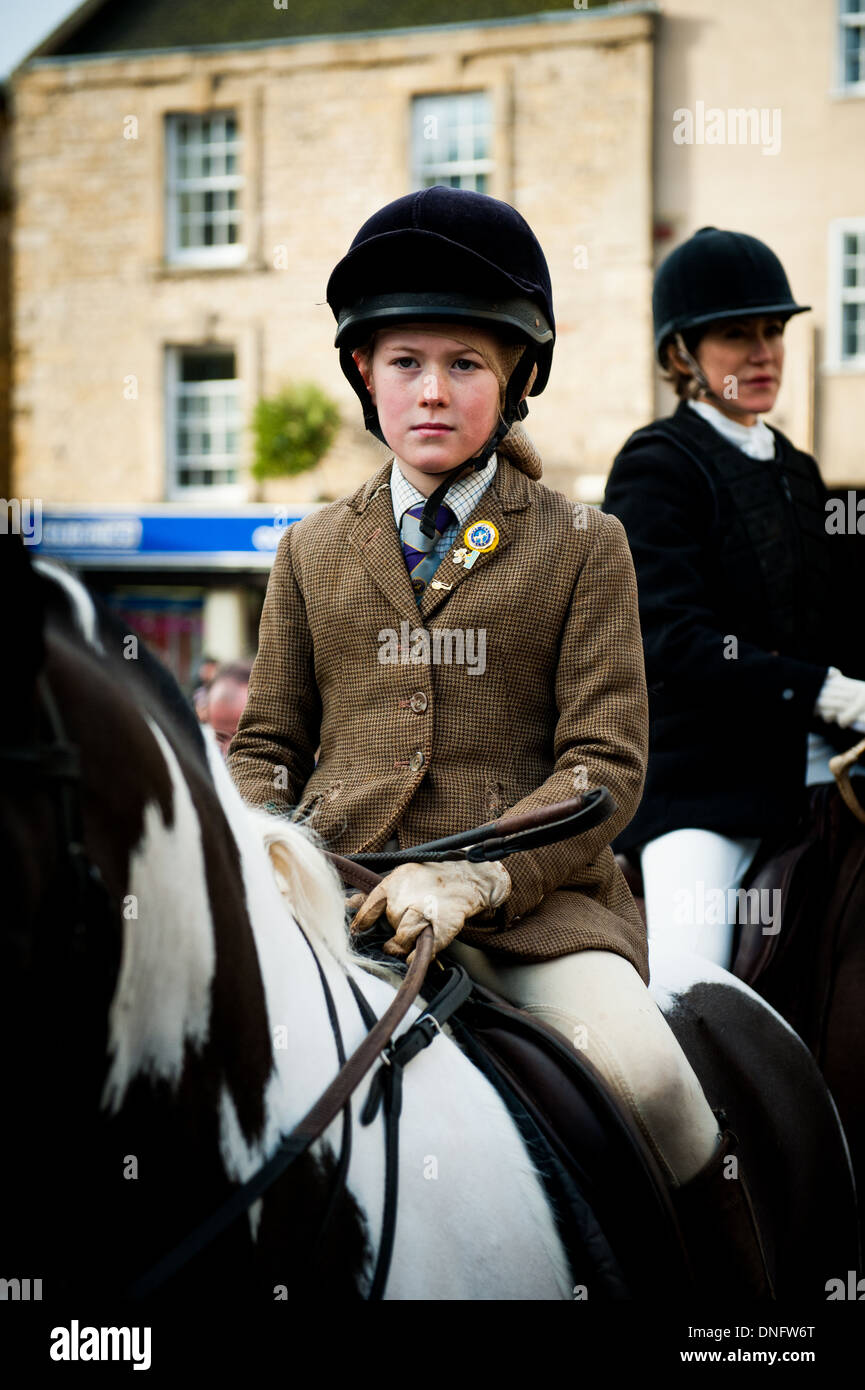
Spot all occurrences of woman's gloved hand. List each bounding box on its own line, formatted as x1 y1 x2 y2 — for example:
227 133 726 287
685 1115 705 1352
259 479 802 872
815 667 865 730
349 860 512 964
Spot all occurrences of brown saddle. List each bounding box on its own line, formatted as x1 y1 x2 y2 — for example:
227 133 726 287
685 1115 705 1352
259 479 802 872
348 916 690 1297
439 967 692 1296
733 780 865 1246
356 933 858 1298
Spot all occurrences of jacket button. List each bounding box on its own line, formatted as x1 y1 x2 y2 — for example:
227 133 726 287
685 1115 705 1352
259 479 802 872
409 692 428 713
781 688 794 700
409 750 425 771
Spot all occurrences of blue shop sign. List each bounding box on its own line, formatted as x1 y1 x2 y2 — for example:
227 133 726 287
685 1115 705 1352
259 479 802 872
32 505 321 569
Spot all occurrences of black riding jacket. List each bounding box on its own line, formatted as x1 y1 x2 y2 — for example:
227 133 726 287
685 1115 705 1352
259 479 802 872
603 400 863 851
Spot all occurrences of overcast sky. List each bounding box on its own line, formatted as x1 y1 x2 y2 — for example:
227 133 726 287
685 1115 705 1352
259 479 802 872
0 0 80 80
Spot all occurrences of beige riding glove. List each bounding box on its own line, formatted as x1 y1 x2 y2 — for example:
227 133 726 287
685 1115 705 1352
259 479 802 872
815 668 865 731
349 860 512 964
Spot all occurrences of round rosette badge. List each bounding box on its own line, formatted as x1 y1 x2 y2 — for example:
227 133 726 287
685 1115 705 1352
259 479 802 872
464 521 499 554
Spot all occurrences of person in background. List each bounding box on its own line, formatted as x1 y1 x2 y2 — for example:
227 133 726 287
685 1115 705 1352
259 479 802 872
192 654 220 721
199 660 252 756
603 227 865 969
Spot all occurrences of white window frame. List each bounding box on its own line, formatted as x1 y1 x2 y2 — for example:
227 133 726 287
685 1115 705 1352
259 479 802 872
826 217 865 371
410 91 494 192
836 0 865 95
164 346 246 501
165 112 246 267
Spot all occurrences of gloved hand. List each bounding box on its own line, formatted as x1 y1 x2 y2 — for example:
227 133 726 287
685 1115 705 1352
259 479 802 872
349 860 512 964
814 668 865 730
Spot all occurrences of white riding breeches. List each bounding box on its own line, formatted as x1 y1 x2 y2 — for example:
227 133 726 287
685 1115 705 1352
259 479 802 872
638 730 865 971
639 829 761 970
445 939 721 1187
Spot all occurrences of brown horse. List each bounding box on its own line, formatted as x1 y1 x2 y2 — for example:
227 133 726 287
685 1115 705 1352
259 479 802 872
618 747 865 1259
731 746 865 1253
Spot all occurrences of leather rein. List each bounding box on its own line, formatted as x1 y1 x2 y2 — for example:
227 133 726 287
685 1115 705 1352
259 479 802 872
129 793 613 1300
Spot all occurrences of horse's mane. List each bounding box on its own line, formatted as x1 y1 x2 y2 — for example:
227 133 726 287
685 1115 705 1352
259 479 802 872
32 553 369 978
34 556 206 763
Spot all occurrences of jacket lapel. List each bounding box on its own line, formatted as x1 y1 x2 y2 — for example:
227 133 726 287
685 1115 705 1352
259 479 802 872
346 455 535 626
418 457 534 623
347 460 423 625
416 488 507 623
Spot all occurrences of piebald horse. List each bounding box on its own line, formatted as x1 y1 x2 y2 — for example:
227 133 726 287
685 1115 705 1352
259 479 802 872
1 538 856 1303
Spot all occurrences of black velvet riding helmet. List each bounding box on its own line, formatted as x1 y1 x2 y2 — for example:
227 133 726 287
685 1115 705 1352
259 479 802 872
326 186 555 537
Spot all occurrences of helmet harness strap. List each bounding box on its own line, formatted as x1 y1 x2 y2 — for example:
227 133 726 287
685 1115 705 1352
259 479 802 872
672 333 712 399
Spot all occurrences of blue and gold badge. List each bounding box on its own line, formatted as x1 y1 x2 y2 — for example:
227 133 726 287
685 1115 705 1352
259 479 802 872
464 521 499 554
460 520 499 570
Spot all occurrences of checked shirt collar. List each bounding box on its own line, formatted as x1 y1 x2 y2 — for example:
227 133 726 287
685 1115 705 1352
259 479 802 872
389 452 498 559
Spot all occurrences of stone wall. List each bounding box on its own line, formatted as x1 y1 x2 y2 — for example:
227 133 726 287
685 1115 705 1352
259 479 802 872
654 0 865 483
9 7 655 508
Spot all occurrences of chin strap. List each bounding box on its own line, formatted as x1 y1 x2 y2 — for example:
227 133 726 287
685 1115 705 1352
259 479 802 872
673 333 712 397
342 338 539 546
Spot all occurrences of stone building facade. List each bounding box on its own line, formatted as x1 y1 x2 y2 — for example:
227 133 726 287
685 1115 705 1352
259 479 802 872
0 85 11 497
3 0 862 677
654 0 865 481
7 2 655 513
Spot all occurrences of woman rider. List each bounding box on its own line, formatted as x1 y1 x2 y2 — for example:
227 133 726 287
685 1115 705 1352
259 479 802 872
603 227 865 968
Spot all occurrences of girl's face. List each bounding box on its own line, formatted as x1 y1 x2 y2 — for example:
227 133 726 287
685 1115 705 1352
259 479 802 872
688 315 786 424
353 324 503 488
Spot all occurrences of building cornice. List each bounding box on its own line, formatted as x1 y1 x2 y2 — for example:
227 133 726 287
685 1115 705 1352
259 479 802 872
14 2 658 78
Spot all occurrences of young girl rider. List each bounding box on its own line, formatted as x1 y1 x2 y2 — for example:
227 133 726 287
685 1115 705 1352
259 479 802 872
228 187 773 1297
604 227 865 969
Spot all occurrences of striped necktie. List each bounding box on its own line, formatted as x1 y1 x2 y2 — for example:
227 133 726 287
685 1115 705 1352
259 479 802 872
400 500 455 595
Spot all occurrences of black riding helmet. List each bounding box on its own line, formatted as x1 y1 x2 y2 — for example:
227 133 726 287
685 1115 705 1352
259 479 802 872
326 186 555 539
653 226 810 366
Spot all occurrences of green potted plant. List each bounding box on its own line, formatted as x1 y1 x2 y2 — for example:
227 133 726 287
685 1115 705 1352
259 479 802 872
251 382 340 481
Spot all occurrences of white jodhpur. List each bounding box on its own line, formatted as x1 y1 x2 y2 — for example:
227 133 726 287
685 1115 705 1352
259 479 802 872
639 828 761 970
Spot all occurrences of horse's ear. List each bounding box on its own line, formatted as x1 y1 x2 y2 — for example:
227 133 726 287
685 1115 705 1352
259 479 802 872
0 532 45 724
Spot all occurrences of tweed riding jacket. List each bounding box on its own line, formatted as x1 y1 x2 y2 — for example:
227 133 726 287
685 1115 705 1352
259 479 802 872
227 444 650 982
